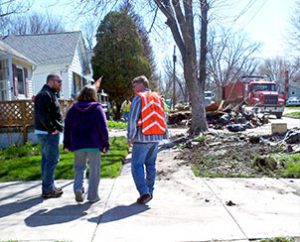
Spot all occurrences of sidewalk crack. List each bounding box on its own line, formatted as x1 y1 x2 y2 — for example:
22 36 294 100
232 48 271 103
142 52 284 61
203 179 249 240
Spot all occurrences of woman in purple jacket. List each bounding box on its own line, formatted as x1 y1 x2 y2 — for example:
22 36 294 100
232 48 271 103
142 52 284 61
63 85 109 203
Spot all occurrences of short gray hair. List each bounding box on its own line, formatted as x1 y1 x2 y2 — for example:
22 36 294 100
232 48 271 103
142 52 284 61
132 75 149 88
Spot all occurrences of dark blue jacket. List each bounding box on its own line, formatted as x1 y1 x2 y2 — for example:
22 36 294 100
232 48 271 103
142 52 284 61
63 101 109 151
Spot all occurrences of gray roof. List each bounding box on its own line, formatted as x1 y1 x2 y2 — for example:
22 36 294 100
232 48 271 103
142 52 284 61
2 31 82 65
0 40 35 64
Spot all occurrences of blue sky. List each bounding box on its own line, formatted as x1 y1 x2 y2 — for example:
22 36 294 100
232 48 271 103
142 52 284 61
30 0 297 61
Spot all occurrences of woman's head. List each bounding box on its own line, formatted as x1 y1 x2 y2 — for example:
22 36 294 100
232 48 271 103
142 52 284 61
77 85 98 102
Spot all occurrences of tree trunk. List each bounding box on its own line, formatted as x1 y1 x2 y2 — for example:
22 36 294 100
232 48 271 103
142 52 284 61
196 0 209 132
184 60 205 134
154 0 208 134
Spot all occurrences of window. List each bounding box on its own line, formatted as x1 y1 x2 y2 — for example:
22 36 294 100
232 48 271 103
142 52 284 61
252 84 276 92
16 67 25 95
72 72 82 97
0 60 8 101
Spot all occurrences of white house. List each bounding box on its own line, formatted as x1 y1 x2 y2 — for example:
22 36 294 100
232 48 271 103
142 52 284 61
2 31 91 99
0 40 35 101
289 80 300 98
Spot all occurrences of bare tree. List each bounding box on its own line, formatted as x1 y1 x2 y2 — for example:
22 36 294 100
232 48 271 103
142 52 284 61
162 56 188 102
1 12 65 36
151 0 210 133
207 28 260 98
290 0 300 54
0 0 31 35
259 57 300 88
0 0 31 18
81 16 98 50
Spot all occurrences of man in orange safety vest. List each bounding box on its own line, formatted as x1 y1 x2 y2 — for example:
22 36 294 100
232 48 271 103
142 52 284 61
127 75 167 204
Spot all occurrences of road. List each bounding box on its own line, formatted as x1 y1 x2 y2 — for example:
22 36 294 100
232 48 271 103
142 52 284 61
109 116 299 138
246 116 299 136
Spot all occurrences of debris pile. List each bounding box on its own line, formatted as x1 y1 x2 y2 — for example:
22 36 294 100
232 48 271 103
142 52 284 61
168 100 269 132
176 130 300 178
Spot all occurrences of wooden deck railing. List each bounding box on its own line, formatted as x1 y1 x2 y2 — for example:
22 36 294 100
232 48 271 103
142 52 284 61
0 99 73 143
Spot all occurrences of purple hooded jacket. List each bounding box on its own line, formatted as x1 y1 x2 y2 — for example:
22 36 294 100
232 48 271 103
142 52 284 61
63 101 109 151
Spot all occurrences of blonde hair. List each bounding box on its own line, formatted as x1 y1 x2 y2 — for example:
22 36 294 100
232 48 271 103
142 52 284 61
77 85 97 102
132 75 149 88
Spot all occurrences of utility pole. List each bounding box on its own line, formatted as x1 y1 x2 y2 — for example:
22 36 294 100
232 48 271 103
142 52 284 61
172 45 176 110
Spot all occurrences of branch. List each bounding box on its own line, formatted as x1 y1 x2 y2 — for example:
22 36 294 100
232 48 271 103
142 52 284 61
154 0 185 56
172 0 188 41
147 6 158 33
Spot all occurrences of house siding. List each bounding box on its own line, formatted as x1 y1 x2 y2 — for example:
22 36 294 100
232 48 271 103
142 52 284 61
68 41 91 98
289 84 300 98
33 65 69 98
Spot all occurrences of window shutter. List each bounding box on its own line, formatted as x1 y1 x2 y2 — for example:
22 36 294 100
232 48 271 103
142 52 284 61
24 68 28 98
12 64 18 97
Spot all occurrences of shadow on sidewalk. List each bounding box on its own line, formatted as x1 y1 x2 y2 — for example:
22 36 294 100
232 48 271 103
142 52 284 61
89 203 149 224
0 182 41 202
0 196 43 219
25 202 92 227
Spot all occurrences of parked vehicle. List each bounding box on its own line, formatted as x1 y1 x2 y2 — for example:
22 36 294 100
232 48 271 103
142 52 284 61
222 75 285 119
97 89 110 118
286 96 300 106
204 91 215 106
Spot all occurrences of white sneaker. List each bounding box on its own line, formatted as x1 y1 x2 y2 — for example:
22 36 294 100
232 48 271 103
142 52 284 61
75 190 84 202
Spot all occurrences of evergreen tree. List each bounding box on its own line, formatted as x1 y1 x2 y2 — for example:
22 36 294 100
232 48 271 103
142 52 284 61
119 1 158 89
92 11 151 119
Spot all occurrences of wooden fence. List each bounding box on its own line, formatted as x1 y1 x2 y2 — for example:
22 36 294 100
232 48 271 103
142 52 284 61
0 99 73 143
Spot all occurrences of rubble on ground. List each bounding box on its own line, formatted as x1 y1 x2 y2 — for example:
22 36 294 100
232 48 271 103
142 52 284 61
168 100 269 132
174 129 300 178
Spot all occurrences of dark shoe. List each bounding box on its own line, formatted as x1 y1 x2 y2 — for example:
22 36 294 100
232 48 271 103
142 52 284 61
136 193 152 204
75 190 84 202
42 189 63 199
54 187 63 195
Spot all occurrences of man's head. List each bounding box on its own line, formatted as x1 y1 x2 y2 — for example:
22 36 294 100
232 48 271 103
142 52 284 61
132 75 149 94
47 73 62 92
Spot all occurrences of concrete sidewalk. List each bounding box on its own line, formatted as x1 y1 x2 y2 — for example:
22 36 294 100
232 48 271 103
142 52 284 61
0 151 299 242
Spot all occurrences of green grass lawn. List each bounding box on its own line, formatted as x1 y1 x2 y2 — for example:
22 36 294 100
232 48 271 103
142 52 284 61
284 111 300 118
277 153 300 178
0 137 128 182
107 120 127 129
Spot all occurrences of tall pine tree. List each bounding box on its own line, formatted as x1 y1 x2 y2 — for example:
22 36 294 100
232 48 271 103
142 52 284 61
119 1 158 89
92 11 151 119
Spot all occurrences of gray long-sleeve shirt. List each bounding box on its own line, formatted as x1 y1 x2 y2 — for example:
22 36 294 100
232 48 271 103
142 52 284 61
127 89 167 143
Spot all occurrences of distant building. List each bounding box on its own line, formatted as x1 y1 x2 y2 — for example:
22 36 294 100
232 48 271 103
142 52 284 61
289 81 300 98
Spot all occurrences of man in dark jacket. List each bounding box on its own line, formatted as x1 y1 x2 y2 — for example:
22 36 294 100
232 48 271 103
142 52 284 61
34 73 64 198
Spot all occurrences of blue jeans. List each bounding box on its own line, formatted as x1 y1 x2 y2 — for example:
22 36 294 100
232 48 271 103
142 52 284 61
131 142 159 196
123 112 130 121
37 133 60 194
74 151 101 202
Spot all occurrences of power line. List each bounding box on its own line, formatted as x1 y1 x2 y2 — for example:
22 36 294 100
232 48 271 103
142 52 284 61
239 0 269 30
233 0 258 22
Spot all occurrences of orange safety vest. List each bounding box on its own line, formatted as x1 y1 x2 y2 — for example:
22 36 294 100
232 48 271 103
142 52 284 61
137 91 166 135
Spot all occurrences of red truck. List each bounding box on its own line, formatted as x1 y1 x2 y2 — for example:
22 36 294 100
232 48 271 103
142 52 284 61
223 75 285 118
